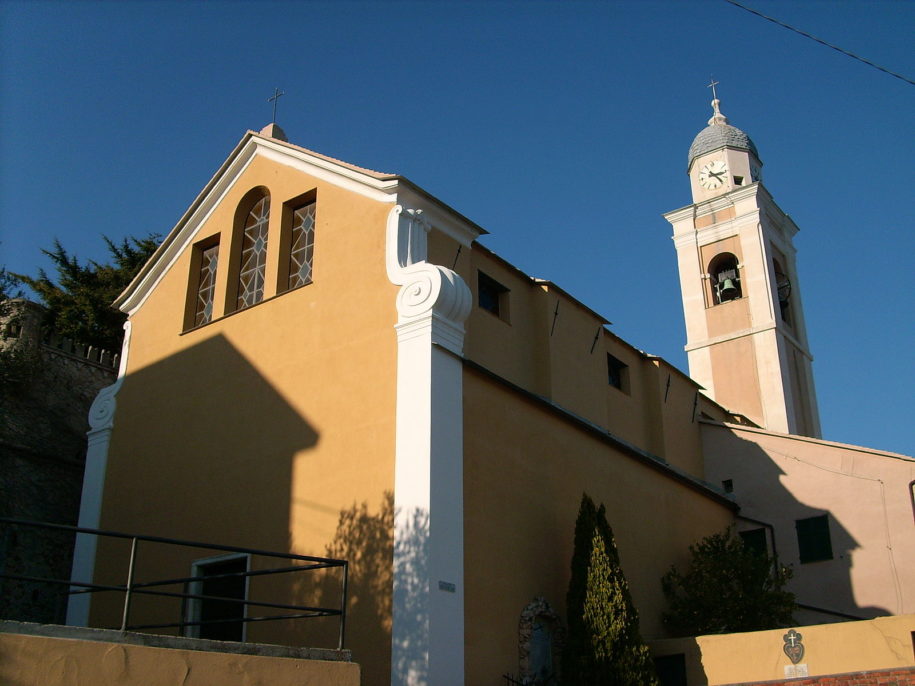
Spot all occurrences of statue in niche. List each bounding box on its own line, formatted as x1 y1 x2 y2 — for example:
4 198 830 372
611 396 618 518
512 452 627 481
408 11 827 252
518 597 564 684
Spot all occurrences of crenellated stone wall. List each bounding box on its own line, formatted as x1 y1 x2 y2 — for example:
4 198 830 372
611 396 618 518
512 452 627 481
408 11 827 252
1 300 117 623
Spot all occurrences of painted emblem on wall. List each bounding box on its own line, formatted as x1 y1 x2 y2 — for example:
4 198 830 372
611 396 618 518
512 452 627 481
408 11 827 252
783 629 804 664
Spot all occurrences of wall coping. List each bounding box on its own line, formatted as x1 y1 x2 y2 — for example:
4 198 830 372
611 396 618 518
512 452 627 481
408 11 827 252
722 666 915 685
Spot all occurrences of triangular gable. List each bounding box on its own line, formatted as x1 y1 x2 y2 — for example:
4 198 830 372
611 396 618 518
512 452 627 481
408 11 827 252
115 130 486 316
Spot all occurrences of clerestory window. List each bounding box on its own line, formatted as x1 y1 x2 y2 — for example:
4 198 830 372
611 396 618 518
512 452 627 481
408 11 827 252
478 271 510 322
607 353 630 394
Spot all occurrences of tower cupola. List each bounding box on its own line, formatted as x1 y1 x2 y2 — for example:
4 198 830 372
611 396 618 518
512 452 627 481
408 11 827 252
688 98 759 169
686 97 763 202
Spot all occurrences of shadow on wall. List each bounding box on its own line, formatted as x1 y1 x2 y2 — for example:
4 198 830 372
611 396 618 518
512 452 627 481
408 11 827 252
87 333 320 638
309 493 395 686
391 506 429 684
703 426 892 622
652 426 896 685
309 497 432 686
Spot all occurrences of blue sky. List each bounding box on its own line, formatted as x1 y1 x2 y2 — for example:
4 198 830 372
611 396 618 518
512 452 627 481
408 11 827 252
1 0 912 455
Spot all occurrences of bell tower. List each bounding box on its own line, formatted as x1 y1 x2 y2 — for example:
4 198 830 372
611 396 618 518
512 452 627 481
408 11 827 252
664 94 821 437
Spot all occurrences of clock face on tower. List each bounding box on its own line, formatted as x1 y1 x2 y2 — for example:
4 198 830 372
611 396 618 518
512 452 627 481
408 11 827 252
699 160 728 189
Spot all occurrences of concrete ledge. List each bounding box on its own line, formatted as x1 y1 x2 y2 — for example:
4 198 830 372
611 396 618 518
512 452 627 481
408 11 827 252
0 620 352 662
1 621 360 686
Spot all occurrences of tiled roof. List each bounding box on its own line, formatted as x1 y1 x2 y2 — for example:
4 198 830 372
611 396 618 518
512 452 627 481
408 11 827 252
688 122 759 167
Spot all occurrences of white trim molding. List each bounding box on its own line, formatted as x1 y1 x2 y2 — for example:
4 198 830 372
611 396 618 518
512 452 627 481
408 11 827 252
386 205 471 686
67 320 132 626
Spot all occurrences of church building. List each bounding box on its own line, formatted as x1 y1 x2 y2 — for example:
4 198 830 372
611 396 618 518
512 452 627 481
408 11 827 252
69 99 914 685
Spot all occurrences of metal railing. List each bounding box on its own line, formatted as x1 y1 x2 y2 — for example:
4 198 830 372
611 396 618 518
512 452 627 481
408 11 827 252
0 518 349 649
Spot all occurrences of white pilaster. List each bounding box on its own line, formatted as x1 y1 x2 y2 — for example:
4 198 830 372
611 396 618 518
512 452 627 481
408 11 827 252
67 320 131 626
386 205 472 685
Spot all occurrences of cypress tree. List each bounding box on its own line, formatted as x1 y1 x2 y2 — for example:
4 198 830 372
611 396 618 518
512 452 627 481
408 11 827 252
14 234 160 351
564 493 658 685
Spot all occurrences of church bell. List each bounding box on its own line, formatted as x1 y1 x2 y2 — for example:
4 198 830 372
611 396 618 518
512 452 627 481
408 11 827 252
719 278 739 300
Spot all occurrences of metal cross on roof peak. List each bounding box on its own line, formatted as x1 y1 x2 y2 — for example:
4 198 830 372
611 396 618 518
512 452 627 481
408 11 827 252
268 88 285 124
707 77 720 101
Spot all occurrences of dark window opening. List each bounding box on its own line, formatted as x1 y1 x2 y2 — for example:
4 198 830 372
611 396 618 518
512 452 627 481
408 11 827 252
607 353 630 394
733 175 744 186
773 259 792 326
739 528 768 557
654 653 688 686
192 555 247 641
722 479 734 493
796 515 833 563
478 271 509 320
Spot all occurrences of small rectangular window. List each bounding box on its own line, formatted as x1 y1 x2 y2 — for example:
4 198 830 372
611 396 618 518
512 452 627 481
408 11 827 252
478 271 509 321
187 554 248 641
185 238 220 330
795 515 833 563
722 479 734 493
739 528 768 556
287 201 316 290
653 654 687 686
607 353 630 393
277 190 318 294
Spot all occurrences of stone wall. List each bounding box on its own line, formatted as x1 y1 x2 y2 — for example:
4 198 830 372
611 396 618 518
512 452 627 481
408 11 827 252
1 301 117 623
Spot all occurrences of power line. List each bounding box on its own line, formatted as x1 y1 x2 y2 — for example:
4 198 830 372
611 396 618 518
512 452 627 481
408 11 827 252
723 0 915 87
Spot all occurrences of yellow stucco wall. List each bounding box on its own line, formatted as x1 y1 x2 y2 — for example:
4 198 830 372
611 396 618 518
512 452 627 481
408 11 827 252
651 614 915 685
93 154 397 681
462 368 737 683
461 244 722 481
0 631 360 686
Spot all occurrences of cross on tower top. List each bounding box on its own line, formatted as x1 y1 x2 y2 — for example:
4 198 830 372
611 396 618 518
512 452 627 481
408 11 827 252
268 88 285 124
707 77 719 100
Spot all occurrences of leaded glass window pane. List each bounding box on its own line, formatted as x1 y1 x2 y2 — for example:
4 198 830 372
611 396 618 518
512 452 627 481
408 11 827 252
237 196 270 309
288 202 315 290
194 244 219 326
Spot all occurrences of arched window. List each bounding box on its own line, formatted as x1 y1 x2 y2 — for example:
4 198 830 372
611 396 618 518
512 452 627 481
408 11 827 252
773 258 792 325
709 253 742 304
235 191 270 310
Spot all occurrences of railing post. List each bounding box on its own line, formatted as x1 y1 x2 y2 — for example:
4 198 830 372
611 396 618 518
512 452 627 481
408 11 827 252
338 561 349 650
120 537 138 631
